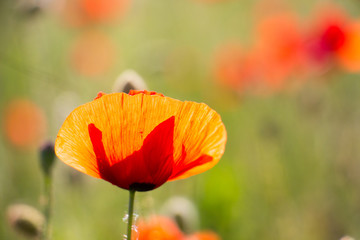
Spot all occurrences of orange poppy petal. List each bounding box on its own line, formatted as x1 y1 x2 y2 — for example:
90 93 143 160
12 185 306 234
170 101 227 180
129 90 164 96
94 91 106 100
55 92 226 189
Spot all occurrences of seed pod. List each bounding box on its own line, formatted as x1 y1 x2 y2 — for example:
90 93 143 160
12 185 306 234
6 204 45 239
161 196 199 234
112 70 147 93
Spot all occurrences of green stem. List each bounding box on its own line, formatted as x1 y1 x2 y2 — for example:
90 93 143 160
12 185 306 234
41 175 52 240
127 190 136 240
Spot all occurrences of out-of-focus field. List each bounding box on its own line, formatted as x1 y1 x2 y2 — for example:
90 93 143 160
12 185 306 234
1 0 360 239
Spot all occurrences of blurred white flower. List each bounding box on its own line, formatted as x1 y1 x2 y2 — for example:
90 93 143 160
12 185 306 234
112 69 147 93
161 196 199 234
340 236 355 240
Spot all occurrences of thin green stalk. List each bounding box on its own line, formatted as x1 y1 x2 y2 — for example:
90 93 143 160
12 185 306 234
41 175 52 240
127 190 136 240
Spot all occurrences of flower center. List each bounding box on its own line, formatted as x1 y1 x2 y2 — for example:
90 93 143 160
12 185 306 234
129 182 156 192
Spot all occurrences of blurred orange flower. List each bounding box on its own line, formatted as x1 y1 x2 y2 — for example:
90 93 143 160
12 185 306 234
132 216 222 240
254 12 304 90
59 0 130 26
80 0 128 22
185 231 221 240
55 90 226 191
70 30 116 78
3 99 47 148
214 43 259 94
132 216 184 240
337 21 360 72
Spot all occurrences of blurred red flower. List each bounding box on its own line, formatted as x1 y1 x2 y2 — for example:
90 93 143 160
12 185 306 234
303 5 350 74
55 90 227 191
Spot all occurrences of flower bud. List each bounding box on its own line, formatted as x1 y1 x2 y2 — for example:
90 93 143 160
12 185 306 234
112 69 147 93
6 204 44 238
40 141 56 176
340 236 355 240
161 196 199 234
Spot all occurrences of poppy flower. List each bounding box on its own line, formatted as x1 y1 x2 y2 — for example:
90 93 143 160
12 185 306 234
253 11 304 90
57 0 130 27
303 4 349 74
132 215 222 240
185 231 221 240
315 8 348 53
132 216 184 240
55 90 226 191
80 0 129 23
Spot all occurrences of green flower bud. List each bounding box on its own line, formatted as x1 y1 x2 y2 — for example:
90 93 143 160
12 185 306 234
40 141 56 176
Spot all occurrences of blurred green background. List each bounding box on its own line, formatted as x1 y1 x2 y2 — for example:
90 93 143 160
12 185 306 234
1 0 360 239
